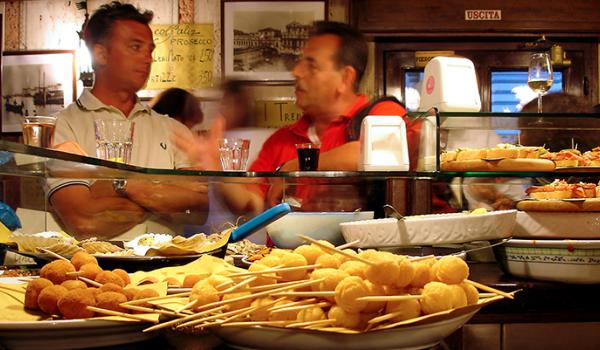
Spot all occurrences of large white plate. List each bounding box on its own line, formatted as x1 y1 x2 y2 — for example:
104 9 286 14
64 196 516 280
212 310 477 350
341 210 516 247
494 238 600 284
0 319 156 350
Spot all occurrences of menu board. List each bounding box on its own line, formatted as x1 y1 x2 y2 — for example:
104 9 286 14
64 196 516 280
146 24 214 89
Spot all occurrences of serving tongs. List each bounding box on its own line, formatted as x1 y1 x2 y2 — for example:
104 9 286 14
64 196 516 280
383 204 405 221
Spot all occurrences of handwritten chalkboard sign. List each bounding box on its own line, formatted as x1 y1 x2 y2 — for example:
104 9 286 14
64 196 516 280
146 24 214 89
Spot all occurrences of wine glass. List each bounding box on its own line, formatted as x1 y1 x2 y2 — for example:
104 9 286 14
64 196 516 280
527 52 554 113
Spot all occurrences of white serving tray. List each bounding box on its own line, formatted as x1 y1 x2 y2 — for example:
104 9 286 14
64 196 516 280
340 210 516 247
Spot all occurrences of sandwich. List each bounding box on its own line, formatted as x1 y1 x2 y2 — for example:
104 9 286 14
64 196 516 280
540 149 584 167
582 147 600 166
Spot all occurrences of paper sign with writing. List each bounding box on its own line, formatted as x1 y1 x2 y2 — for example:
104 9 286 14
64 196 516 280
415 51 455 68
254 100 303 128
146 24 214 89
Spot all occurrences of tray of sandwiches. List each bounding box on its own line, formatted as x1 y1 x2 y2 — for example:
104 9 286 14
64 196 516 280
516 180 600 212
441 144 600 172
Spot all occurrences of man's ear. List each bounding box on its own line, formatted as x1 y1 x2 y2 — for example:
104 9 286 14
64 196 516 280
340 65 358 94
92 43 108 67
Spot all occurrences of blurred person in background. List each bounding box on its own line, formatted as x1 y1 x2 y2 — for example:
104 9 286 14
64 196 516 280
174 21 410 218
151 88 204 132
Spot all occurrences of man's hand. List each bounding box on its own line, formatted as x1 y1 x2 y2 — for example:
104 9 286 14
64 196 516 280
266 159 298 207
173 114 225 170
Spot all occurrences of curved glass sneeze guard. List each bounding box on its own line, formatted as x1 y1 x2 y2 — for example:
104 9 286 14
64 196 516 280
0 141 434 184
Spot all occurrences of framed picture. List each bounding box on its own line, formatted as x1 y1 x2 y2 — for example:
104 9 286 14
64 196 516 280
2 50 76 133
222 1 326 81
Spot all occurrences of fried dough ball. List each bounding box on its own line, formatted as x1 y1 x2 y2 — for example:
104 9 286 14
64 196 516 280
268 300 299 321
38 285 69 315
206 274 234 291
162 277 182 288
95 271 125 287
122 288 140 301
393 258 416 288
357 249 378 260
183 274 205 288
420 281 454 315
112 269 130 285
270 249 291 258
362 280 386 313
385 297 421 322
99 282 123 294
357 312 378 330
96 291 128 313
312 240 335 254
221 292 252 311
327 305 361 329
311 268 349 292
40 260 76 285
460 282 479 305
190 283 220 310
339 261 368 279
449 284 467 308
332 249 357 265
296 305 325 322
365 253 401 286
58 289 96 319
293 245 323 265
334 276 369 313
258 255 282 268
409 262 432 288
429 261 440 282
436 256 469 284
247 263 278 287
278 253 308 281
61 280 87 291
315 254 340 269
70 251 98 270
24 278 53 310
131 288 159 311
249 297 275 321
78 263 103 281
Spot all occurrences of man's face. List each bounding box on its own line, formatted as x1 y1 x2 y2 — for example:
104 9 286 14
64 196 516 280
99 20 155 92
292 34 345 117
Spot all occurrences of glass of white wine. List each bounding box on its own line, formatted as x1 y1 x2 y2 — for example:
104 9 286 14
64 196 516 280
527 52 553 113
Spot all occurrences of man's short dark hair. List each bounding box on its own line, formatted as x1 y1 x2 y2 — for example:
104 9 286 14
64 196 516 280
83 1 153 50
310 21 368 91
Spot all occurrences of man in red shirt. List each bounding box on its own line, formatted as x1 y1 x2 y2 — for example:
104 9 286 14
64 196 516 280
176 21 411 215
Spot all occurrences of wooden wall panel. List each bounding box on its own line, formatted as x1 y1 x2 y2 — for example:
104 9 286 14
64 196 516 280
351 0 600 35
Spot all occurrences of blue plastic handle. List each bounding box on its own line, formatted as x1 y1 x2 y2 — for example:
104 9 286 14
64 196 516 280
230 203 291 242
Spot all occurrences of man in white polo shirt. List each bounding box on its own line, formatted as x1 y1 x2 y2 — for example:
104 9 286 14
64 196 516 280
48 2 208 239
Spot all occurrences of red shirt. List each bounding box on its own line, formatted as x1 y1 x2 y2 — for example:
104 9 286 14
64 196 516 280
248 95 411 201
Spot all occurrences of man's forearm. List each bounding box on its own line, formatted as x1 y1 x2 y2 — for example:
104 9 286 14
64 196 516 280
124 179 209 216
215 181 265 216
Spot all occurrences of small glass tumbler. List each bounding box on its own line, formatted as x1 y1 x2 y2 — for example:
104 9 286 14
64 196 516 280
219 138 250 171
295 143 320 171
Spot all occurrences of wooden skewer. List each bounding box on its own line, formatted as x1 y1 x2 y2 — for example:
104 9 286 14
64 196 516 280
220 320 294 327
272 291 334 298
266 298 317 312
217 276 257 295
122 291 191 305
177 304 257 329
37 248 70 262
191 278 325 314
176 299 199 313
478 292 497 298
227 264 320 278
298 234 374 266
368 310 409 324
409 254 436 262
270 301 330 314
119 304 184 317
87 306 157 323
245 280 306 293
218 296 287 325
143 304 228 332
465 280 514 300
66 271 81 276
356 295 423 302
0 284 26 294
335 240 360 250
286 318 337 329
215 280 235 290
78 276 102 288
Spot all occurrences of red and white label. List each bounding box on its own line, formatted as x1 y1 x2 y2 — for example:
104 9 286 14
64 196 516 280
465 10 502 21
425 76 435 95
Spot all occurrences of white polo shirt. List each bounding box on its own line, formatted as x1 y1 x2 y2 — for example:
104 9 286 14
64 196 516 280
45 89 195 239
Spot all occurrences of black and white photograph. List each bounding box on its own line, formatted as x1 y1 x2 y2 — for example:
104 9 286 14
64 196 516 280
2 50 76 132
223 1 326 81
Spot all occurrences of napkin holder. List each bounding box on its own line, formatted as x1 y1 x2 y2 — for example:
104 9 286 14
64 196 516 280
359 115 409 171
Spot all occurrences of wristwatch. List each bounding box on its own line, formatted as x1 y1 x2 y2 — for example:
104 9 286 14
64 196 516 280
112 179 128 196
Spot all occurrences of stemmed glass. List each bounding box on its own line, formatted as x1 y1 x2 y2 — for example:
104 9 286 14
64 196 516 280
527 52 554 113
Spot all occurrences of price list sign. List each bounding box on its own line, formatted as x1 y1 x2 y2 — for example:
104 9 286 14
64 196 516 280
147 24 214 89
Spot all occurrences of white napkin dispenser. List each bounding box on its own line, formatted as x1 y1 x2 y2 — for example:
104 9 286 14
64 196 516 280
359 115 409 171
418 56 481 112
